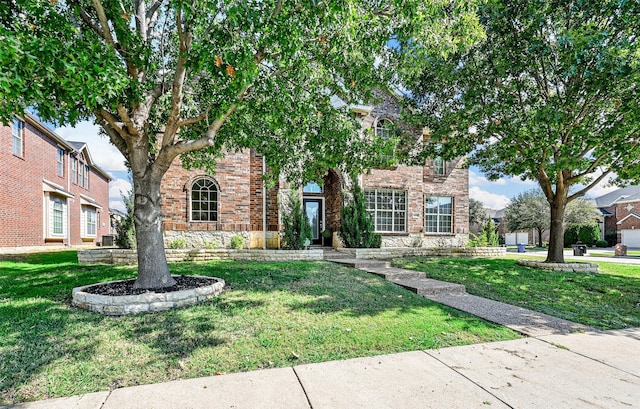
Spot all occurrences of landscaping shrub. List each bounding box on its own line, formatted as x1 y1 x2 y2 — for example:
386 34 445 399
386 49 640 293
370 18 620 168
564 225 579 247
115 187 136 249
468 219 499 247
578 224 600 245
339 181 376 248
605 232 617 247
595 240 609 248
230 235 245 249
168 238 187 249
281 192 312 249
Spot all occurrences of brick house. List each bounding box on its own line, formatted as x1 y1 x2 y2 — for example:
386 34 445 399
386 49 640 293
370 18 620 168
161 94 469 248
595 186 640 247
0 113 112 250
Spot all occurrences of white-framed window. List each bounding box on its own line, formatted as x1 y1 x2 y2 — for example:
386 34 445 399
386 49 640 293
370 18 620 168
303 181 323 193
425 196 453 233
78 161 84 187
374 118 394 140
365 189 407 233
48 196 67 237
191 177 218 222
12 118 23 157
84 165 90 189
71 157 77 184
82 206 97 237
434 156 445 175
57 148 65 176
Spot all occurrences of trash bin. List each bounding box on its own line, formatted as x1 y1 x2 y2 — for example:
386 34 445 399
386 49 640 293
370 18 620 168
101 235 115 247
516 243 526 253
614 243 627 257
572 244 587 256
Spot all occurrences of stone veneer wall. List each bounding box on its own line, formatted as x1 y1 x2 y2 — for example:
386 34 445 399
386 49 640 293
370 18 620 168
78 248 325 265
336 246 506 259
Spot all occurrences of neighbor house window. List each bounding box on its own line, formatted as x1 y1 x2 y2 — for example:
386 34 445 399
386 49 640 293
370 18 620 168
425 196 453 233
83 207 97 237
191 177 218 222
49 196 67 237
84 165 90 189
71 157 77 184
78 161 84 187
365 189 407 232
12 119 23 157
57 148 65 176
375 118 394 139
434 156 445 175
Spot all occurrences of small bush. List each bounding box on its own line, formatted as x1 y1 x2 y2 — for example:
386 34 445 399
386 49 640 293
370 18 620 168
372 233 382 248
605 232 617 247
595 240 609 248
168 238 187 249
231 235 245 249
203 240 218 249
578 224 600 245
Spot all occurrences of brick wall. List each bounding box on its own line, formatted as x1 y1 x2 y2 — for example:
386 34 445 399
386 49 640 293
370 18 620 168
0 116 110 248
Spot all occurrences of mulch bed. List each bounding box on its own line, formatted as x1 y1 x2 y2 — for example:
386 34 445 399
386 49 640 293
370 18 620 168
83 275 218 296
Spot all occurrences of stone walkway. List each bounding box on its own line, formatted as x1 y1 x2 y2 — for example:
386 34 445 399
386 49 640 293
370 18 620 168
324 252 594 337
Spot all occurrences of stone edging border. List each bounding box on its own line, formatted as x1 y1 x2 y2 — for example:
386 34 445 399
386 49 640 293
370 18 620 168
72 275 225 315
517 259 599 273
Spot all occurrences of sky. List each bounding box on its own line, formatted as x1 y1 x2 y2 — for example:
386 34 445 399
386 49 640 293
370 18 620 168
53 120 620 213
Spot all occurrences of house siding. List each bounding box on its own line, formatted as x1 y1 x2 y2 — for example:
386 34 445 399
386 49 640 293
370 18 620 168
0 115 111 249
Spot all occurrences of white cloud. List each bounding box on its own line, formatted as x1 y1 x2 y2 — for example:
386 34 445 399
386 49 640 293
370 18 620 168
55 121 127 172
469 187 511 209
581 173 620 199
109 178 132 213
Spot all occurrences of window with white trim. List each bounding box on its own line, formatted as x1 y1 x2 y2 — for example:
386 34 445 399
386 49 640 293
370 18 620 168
12 119 23 157
425 196 453 233
434 156 445 175
83 206 97 237
191 177 218 222
84 165 90 189
57 148 65 176
48 196 67 237
71 157 77 184
365 189 407 232
374 118 394 140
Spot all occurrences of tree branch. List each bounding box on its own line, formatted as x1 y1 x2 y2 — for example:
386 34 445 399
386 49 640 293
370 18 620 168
91 0 116 47
567 168 613 202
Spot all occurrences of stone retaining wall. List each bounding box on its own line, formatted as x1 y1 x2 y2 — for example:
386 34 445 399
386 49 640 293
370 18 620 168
78 248 325 265
517 260 599 273
335 247 507 259
72 275 225 315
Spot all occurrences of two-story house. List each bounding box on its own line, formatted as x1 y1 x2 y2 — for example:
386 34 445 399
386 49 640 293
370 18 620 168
0 112 112 250
596 186 640 247
160 94 469 249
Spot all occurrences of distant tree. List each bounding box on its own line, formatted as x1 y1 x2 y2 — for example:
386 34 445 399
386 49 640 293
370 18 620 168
115 186 136 249
469 198 488 233
505 190 548 248
565 199 600 227
407 0 640 262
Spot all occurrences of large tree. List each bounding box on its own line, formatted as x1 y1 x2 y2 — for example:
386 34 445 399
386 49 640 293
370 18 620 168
0 1 484 288
406 0 640 262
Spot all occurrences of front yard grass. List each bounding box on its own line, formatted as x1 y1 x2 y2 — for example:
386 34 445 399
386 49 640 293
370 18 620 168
393 257 640 331
0 251 518 405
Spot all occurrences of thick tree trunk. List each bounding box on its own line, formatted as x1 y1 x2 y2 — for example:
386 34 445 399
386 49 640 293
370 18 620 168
546 199 566 263
537 228 543 248
132 174 176 289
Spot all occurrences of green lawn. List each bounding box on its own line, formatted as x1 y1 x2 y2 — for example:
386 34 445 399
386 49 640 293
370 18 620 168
0 251 518 405
393 257 640 330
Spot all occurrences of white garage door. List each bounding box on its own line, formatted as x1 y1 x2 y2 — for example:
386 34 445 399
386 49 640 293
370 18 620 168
621 229 640 248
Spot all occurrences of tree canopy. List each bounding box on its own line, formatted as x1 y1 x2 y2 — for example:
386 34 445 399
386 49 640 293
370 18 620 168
406 0 640 262
0 0 485 287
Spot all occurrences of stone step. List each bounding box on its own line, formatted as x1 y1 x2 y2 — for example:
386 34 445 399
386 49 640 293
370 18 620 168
328 258 391 269
391 278 466 297
322 250 353 260
358 267 426 280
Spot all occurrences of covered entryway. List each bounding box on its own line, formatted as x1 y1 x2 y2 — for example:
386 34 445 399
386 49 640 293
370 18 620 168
303 198 323 245
621 229 640 247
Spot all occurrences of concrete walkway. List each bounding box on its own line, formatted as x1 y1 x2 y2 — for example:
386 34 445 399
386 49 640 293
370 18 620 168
4 251 640 408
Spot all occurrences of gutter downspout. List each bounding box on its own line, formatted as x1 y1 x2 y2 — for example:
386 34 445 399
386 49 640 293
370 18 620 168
262 155 267 250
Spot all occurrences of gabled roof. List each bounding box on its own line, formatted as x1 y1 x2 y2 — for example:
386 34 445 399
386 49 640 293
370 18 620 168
595 185 640 208
617 212 640 225
66 141 112 182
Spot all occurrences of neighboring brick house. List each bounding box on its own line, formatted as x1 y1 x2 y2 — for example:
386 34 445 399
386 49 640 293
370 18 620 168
0 113 112 250
595 186 640 247
161 94 469 248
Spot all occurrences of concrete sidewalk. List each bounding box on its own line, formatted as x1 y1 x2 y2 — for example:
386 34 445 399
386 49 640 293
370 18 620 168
4 328 639 409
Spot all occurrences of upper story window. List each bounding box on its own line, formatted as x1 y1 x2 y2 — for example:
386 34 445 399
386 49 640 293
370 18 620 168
71 157 77 184
434 156 445 175
57 148 65 176
375 118 394 140
425 196 453 234
84 165 90 189
191 177 218 222
303 181 323 193
365 189 407 233
12 119 23 157
78 162 84 187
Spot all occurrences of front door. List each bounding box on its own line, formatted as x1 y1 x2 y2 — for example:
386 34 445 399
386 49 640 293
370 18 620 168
303 198 323 245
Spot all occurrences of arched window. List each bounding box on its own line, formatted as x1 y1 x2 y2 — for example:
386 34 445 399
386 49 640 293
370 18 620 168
375 118 394 139
191 178 218 222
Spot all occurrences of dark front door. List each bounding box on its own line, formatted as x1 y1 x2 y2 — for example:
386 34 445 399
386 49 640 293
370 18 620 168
303 198 323 245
